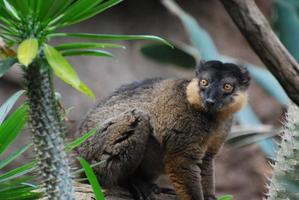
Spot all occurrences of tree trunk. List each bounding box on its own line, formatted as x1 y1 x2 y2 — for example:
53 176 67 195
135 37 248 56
24 59 75 200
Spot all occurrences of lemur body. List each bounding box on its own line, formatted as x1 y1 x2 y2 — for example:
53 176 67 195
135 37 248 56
76 61 250 200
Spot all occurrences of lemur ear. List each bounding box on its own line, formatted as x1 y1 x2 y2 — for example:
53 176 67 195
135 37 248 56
195 60 205 76
240 66 250 85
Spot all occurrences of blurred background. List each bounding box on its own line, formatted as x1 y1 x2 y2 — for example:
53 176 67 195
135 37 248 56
1 0 298 199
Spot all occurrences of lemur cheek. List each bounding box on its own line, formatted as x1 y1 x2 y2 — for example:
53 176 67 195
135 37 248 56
232 91 248 111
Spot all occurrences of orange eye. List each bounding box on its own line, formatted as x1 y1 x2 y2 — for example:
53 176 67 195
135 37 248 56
223 83 233 92
200 79 209 87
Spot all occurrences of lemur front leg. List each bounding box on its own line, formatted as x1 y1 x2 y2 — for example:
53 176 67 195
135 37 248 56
76 109 153 199
164 144 206 200
200 135 228 200
200 153 216 200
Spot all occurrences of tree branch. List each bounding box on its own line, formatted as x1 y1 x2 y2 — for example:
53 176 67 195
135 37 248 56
220 0 299 106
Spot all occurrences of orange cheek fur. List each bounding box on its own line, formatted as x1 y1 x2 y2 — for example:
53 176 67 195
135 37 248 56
218 91 248 118
186 78 203 109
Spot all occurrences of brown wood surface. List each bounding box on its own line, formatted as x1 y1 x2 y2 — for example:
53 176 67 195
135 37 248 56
64 183 178 200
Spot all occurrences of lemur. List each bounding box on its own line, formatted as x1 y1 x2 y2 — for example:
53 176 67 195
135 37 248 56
76 60 250 200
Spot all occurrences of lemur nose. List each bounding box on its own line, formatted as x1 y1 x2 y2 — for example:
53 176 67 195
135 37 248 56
205 98 215 106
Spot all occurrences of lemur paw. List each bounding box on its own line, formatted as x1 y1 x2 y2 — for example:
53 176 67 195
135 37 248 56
204 194 217 200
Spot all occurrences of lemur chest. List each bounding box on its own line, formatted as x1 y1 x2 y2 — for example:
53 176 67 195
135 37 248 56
202 120 232 154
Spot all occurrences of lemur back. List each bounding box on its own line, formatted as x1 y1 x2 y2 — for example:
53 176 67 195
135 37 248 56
76 60 250 200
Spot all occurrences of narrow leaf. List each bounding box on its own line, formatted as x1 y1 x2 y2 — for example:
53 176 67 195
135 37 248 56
17 38 38 66
49 33 172 47
0 90 24 125
55 42 125 51
0 161 36 183
218 195 233 200
65 127 97 152
54 0 103 26
78 157 105 200
43 44 95 98
3 0 20 20
65 0 122 26
0 104 28 155
0 58 16 78
0 176 33 189
61 49 113 57
0 143 32 169
43 44 80 87
77 80 96 100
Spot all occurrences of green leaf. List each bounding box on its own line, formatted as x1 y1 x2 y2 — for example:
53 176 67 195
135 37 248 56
55 42 125 51
78 157 105 200
44 44 95 98
8 0 30 19
0 143 32 169
62 49 113 57
0 161 36 183
64 0 122 26
17 38 38 66
0 178 41 200
141 43 196 68
52 0 104 26
0 58 16 78
3 0 20 20
65 127 97 152
0 176 33 188
43 44 80 86
49 33 172 47
77 80 96 100
0 90 24 125
218 195 233 200
0 104 28 155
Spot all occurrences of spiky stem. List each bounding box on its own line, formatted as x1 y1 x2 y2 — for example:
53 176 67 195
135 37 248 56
267 104 299 200
24 59 75 200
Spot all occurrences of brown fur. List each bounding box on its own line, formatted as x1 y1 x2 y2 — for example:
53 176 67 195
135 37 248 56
76 75 248 200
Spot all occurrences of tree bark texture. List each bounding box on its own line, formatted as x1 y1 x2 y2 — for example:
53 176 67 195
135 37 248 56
220 0 299 106
25 59 75 200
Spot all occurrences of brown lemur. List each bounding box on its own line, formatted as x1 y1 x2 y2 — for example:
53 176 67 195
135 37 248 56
76 60 250 200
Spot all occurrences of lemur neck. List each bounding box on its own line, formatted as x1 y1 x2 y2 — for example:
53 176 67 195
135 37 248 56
186 78 203 109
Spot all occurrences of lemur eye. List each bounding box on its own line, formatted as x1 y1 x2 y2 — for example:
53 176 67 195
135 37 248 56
200 79 209 87
223 83 233 92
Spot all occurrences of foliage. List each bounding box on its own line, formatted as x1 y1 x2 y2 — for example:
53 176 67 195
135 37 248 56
0 91 41 200
0 91 102 199
267 104 299 200
0 0 170 98
78 157 105 200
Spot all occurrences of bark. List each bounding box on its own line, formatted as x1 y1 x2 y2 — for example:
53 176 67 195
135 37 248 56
220 0 299 106
25 59 75 199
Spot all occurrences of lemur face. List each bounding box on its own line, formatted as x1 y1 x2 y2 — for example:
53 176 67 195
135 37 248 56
196 60 250 113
